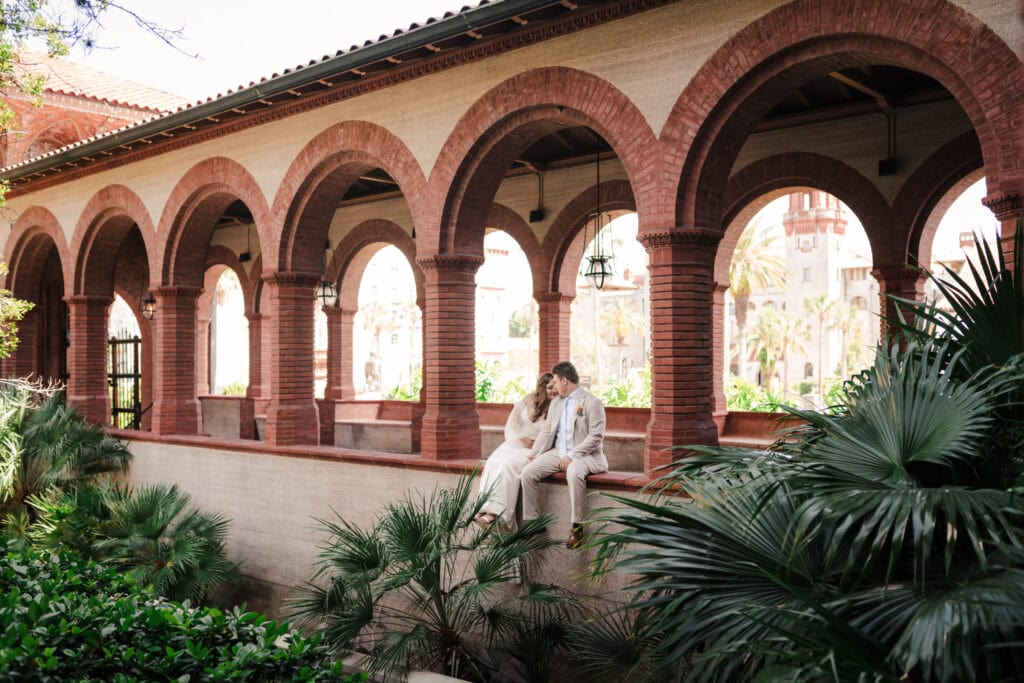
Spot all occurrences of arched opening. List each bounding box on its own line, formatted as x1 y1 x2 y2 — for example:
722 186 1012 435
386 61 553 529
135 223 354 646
568 212 649 405
475 230 537 402
107 293 142 429
208 268 249 395
352 246 421 400
5 231 67 382
924 177 1001 310
724 191 878 410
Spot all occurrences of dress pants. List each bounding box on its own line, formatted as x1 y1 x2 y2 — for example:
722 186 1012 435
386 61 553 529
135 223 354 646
520 449 605 525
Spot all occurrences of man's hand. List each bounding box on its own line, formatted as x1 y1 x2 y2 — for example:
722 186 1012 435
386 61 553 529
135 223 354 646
520 437 534 448
526 454 535 463
558 456 571 471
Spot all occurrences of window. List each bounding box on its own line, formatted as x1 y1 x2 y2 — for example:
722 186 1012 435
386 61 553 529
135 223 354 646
803 268 812 282
804 362 814 378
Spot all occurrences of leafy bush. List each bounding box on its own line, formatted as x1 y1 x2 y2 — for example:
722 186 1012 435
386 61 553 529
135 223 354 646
600 368 651 408
220 382 248 397
383 368 421 401
292 475 579 682
91 483 236 604
0 545 362 681
724 375 782 412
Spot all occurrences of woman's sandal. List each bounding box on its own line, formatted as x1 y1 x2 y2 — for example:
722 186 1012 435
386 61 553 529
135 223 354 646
474 512 498 529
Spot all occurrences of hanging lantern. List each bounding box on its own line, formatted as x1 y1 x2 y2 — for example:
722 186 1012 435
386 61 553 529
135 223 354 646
316 240 338 307
581 145 614 290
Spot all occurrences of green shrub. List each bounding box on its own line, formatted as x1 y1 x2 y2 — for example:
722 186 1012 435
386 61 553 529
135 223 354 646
220 382 248 397
292 475 579 682
383 368 421 401
0 545 362 681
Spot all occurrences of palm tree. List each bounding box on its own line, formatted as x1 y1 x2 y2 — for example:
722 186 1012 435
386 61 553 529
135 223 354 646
600 296 645 380
829 301 861 380
803 293 835 399
93 483 235 603
576 222 1024 682
728 219 787 381
0 380 131 527
292 474 580 682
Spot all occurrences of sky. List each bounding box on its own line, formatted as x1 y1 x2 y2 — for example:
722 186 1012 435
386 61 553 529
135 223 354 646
60 1 466 101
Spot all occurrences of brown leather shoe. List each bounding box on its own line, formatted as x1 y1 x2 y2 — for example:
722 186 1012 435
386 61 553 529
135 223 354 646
566 525 586 550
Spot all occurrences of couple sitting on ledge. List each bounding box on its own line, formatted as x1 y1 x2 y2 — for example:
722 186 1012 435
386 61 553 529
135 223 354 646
474 361 608 550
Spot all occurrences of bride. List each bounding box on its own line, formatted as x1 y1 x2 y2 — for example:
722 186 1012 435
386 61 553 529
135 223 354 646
474 372 555 530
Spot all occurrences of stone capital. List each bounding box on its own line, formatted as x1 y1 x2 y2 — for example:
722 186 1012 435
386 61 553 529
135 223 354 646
871 265 927 285
640 227 722 251
261 271 321 289
536 292 574 305
982 192 1024 221
415 255 485 273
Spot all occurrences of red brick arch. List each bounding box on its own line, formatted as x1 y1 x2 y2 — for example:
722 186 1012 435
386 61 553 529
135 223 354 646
71 185 157 296
663 0 1024 231
204 245 252 314
542 180 636 296
717 153 892 282
5 206 70 298
485 203 544 296
428 67 659 258
157 157 272 288
893 132 984 267
272 121 427 278
331 219 422 311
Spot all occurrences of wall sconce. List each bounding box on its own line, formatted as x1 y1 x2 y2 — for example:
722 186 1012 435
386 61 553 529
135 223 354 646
141 295 157 320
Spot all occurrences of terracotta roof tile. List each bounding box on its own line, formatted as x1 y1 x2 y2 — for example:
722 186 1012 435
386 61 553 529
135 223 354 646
16 51 188 113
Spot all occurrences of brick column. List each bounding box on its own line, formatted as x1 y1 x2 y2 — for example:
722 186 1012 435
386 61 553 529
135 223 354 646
324 307 356 400
640 229 720 471
5 308 40 378
417 256 482 460
712 283 729 431
151 286 202 435
195 306 211 395
244 313 264 399
411 298 426 453
263 272 319 446
65 295 111 425
983 192 1024 268
537 292 573 373
871 265 927 342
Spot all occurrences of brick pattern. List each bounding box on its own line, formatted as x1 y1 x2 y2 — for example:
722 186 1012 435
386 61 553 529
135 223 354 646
156 157 271 288
872 266 927 340
150 286 202 435
272 122 427 277
244 313 264 399
5 207 71 299
324 308 357 401
983 193 1024 267
537 293 573 374
543 180 636 295
895 133 983 267
417 256 483 460
641 229 721 470
66 295 112 425
718 153 895 281
262 273 320 446
711 283 728 425
70 185 156 295
663 0 1024 231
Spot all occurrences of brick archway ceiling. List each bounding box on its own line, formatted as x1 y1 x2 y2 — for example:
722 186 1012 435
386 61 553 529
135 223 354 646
2 0 668 197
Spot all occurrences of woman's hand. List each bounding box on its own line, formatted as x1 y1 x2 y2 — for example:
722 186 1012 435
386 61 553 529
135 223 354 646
520 437 534 448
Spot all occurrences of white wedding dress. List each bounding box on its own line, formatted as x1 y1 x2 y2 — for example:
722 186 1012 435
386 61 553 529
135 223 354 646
478 396 544 528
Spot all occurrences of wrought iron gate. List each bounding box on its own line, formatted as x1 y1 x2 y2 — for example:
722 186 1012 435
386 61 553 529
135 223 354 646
107 331 142 429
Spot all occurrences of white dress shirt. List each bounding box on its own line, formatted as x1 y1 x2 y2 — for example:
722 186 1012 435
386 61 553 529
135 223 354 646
556 387 584 459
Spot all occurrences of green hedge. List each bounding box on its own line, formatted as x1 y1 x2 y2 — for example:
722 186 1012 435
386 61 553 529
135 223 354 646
0 546 362 682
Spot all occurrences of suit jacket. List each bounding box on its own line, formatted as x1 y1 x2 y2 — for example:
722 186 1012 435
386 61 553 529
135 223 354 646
531 388 608 470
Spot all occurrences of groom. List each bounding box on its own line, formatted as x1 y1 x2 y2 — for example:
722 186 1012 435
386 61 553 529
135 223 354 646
520 361 608 549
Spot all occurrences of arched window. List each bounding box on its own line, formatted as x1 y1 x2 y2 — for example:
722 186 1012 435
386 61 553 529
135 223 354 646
804 362 814 379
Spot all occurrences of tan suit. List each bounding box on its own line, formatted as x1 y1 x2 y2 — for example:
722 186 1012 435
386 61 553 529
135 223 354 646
520 388 608 525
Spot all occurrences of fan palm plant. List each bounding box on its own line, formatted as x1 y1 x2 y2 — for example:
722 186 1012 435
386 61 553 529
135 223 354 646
292 474 580 682
0 379 130 527
577 221 1024 682
93 482 235 603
